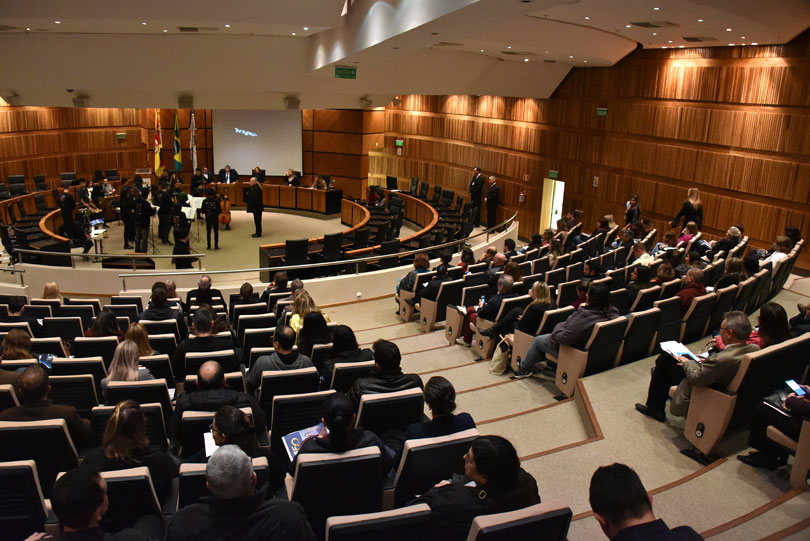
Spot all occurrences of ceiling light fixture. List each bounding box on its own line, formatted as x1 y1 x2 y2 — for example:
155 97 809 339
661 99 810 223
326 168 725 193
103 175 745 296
524 58 529 62
653 32 657 35
741 36 746 39
141 22 147 25
698 19 703 22
583 60 588 63
626 24 632 28
726 28 732 31
225 24 230 28
653 7 659 10
25 27 30 31
585 16 590 20
291 32 296 36
303 26 309 31
54 20 60 24
729 43 734 46
163 29 167 32
480 49 484 52
662 46 667 48
668 40 672 43
679 45 684 48
569 55 574 59
752 42 758 45
507 45 512 49
544 50 549 54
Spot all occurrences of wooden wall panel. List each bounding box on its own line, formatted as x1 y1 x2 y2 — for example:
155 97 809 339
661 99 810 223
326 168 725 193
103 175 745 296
371 30 810 269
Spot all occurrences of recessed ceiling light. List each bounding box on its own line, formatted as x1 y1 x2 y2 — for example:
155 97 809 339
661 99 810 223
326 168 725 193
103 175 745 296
544 50 549 54
507 45 512 49
141 22 147 25
480 49 484 52
225 24 230 28
25 27 30 31
163 29 167 32
729 43 735 46
524 58 529 62
741 36 746 39
303 27 309 31
583 60 588 63
726 28 732 32
54 20 60 24
626 24 632 28
752 42 758 45
698 19 703 22
668 40 672 43
679 45 684 48
291 32 296 36
569 55 573 59
652 32 657 36
662 46 667 49
653 7 659 10
585 16 590 20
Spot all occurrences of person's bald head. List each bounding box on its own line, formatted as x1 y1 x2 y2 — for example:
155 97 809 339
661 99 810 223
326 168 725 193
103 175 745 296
19 364 49 403
492 253 507 268
485 246 497 257
686 267 705 285
198 361 225 391
198 275 212 290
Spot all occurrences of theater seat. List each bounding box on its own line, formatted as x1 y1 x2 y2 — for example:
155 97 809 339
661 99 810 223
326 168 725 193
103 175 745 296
0 383 20 413
177 457 269 510
325 503 432 541
269 390 335 459
106 379 173 427
766 419 810 490
419 278 463 333
330 361 375 393
473 295 531 361
0 460 59 540
355 388 424 438
466 500 573 541
98 466 163 531
257 367 320 417
91 403 168 450
71 336 119 370
445 284 489 345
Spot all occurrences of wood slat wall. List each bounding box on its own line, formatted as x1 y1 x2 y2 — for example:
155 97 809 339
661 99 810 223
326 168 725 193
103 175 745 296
369 30 810 269
302 109 383 199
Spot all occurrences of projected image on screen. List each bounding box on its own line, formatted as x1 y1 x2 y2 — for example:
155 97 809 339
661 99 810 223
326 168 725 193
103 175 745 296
212 110 303 176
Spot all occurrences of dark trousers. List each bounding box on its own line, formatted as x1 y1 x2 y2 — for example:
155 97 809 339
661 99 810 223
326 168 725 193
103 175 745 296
749 401 802 461
122 218 134 245
206 219 219 248
135 226 148 253
645 353 686 412
158 212 172 243
470 199 481 227
487 204 497 230
252 211 262 235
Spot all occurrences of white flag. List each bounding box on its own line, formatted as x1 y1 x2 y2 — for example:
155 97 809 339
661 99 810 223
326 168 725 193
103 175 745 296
189 109 198 171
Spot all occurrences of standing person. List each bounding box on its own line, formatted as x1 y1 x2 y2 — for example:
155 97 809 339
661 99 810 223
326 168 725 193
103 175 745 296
484 175 500 231
172 232 196 269
246 176 264 238
156 183 174 245
119 181 135 250
132 188 155 254
171 203 190 242
672 187 703 230
60 187 77 238
624 194 641 227
202 188 222 250
468 167 485 227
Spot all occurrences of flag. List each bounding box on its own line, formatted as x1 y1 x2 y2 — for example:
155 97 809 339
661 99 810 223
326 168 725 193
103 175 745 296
189 109 197 171
173 111 182 171
154 109 164 176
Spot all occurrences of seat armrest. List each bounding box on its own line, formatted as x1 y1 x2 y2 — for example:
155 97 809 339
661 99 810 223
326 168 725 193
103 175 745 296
554 345 587 398
683 385 737 456
161 477 180 515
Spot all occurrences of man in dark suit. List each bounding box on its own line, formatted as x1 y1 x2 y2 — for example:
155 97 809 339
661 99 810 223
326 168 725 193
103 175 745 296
190 168 204 196
0 364 91 449
245 176 264 237
468 167 485 227
484 175 500 231
260 271 290 309
201 166 213 183
218 165 238 184
185 274 227 314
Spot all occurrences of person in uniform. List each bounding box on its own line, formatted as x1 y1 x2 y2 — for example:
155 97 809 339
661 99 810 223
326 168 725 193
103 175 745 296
202 188 222 250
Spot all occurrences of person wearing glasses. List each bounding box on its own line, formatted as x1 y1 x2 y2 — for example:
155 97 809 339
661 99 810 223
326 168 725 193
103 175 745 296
635 311 760 423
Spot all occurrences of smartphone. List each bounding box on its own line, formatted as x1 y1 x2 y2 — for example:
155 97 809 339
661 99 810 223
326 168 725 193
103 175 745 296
37 353 54 370
786 379 806 396
479 295 486 306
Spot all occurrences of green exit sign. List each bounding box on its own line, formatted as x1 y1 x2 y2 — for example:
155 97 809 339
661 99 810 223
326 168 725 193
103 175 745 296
335 65 357 79
549 170 558 179
395 139 404 147
596 107 608 117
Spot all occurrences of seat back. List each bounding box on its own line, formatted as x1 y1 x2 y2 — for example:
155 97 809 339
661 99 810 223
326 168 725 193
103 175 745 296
731 275 756 312
0 320 33 337
22 304 52 319
243 328 275 367
680 293 716 343
147 333 177 358
184 372 245 394
409 177 419 194
606 267 626 289
544 268 566 289
71 336 119 370
620 308 662 365
0 460 48 540
427 278 464 327
706 284 738 335
419 181 429 198
270 390 336 458
233 302 267 334
0 419 78 497
555 280 581 308
653 297 682 346
104 304 140 323
111 295 144 314
628 286 661 313
321 232 345 262
659 278 682 299
106 379 172 427
42 316 85 344
536 306 574 336
236 312 276 344
64 298 101 316
355 387 424 437
352 227 370 250
393 428 479 507
467 501 573 541
330 361 375 393
54 305 93 329
100 467 161 532
284 239 309 266
0 383 20 413
325 503 432 541
30 337 68 357
91 403 168 450
310 343 333 374
259 368 321 422
581 317 629 377
291 447 383 539
184 349 239 376
137 354 175 388
141 319 180 341
746 268 771 313
566 261 584 282
609 288 629 315
48 374 98 416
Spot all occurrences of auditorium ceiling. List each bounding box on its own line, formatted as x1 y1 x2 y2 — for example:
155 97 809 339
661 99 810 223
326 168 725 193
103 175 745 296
0 0 808 110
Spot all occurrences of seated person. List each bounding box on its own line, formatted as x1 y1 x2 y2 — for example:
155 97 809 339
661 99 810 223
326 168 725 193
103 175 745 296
0 329 34 385
582 259 604 282
677 221 698 243
101 340 155 400
790 303 810 335
185 275 226 315
320 325 373 385
635 311 759 422
570 281 589 310
589 463 702 540
503 238 518 259
290 392 394 478
476 246 497 265
172 361 266 449
348 339 423 411
296 311 332 359
140 285 188 339
650 230 678 256
397 253 431 296
172 307 239 378
628 242 654 267
675 268 707 314
715 302 792 349
512 282 619 380
458 248 476 272
288 290 329 335
165 445 315 540
518 233 544 255
611 229 635 251
126 322 157 357
458 275 518 347
85 308 124 341
247 325 313 396
651 262 676 285
762 235 792 266
414 264 453 308
675 250 705 277
206 406 286 495
625 265 652 306
408 435 540 541
231 282 260 311
0 364 91 449
2 295 43 337
714 256 747 289
395 376 476 462
83 400 177 501
260 271 290 308
433 250 452 271
710 226 742 256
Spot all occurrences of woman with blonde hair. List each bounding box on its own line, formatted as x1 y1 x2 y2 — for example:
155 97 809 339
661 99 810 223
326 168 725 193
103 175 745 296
1 329 34 360
672 187 703 230
42 281 63 303
125 322 156 356
289 290 329 334
101 340 154 399
82 400 177 500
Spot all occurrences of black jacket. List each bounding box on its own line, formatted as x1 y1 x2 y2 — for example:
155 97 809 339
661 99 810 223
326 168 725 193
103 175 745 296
201 197 221 222
320 347 373 386
139 305 188 340
171 387 266 439
246 184 264 213
672 201 703 230
133 196 155 227
172 334 238 378
469 173 485 200
348 369 423 411
164 490 315 541
485 182 500 209
82 447 178 502
613 519 703 541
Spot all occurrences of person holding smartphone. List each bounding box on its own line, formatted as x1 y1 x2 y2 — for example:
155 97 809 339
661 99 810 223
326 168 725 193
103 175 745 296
738 380 810 470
